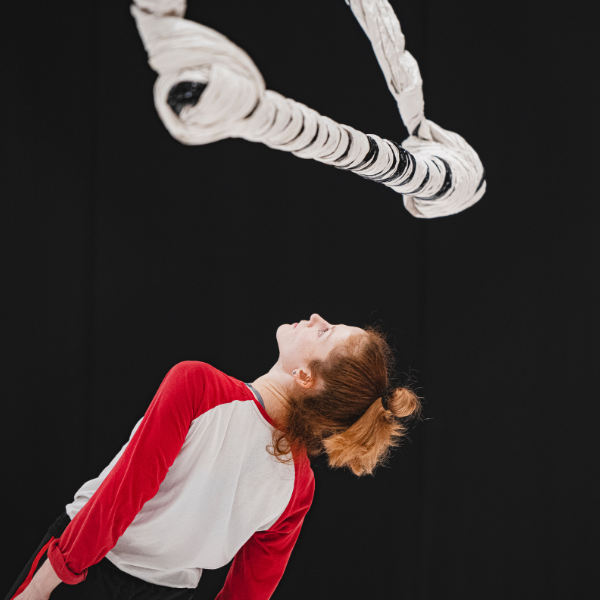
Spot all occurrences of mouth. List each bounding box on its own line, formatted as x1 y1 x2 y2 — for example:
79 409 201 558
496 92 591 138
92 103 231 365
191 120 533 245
293 323 298 328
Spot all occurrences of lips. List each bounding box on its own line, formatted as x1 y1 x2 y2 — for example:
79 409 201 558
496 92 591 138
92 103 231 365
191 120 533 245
293 323 298 328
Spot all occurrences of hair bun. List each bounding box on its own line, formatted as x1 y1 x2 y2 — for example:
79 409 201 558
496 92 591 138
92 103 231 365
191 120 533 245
389 387 421 419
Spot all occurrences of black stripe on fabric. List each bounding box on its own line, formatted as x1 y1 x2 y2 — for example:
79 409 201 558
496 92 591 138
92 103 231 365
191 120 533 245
333 131 353 164
476 167 486 192
381 150 417 185
350 135 379 173
320 131 345 161
275 114 294 142
282 115 305 146
407 163 430 194
406 153 417 183
416 157 453 201
361 140 400 182
266 106 279 133
244 98 261 119
377 153 410 184
366 147 398 182
166 82 207 116
296 123 321 153
375 141 410 184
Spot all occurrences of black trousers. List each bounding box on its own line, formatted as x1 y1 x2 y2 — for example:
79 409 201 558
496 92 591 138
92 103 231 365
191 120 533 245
5 513 196 600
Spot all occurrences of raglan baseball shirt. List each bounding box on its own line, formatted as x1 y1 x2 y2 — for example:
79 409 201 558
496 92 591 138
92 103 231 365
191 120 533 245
44 361 315 599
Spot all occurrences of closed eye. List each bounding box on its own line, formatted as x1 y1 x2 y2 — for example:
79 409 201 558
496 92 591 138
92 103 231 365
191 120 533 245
318 328 329 337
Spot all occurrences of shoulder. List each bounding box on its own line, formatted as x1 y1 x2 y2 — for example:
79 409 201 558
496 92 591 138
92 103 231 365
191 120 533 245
164 360 240 384
162 361 251 411
166 360 223 380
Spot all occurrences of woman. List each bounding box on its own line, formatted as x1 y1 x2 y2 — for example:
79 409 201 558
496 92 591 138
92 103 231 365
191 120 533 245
8 314 420 600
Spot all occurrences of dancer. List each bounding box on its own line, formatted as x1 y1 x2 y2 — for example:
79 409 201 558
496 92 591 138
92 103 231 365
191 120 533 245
7 314 420 600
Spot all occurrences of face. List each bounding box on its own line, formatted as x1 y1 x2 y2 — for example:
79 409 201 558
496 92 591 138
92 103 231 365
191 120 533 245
276 313 364 388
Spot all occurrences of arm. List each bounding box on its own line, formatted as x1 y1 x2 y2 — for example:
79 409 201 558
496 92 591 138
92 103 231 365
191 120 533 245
13 559 62 600
215 460 315 600
47 361 207 585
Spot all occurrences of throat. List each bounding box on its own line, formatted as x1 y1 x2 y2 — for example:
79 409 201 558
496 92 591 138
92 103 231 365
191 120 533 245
251 378 287 424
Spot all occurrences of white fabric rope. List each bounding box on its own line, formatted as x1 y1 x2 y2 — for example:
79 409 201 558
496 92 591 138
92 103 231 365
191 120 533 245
131 0 486 218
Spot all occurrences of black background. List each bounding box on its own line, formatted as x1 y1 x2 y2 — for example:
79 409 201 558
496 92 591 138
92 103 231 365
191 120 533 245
2 1 599 599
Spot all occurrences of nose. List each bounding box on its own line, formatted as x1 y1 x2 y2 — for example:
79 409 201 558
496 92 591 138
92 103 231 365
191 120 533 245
309 313 328 327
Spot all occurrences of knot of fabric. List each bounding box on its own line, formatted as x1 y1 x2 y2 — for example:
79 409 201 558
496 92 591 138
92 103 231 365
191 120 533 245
132 4 265 146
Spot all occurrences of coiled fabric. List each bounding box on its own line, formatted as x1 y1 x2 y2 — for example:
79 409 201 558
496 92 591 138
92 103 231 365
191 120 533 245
131 0 486 218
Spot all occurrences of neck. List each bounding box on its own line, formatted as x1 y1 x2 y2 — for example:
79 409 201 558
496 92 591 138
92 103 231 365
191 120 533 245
251 362 291 425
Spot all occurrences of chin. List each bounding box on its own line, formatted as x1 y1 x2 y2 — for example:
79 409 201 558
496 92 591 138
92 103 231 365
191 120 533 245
275 324 291 349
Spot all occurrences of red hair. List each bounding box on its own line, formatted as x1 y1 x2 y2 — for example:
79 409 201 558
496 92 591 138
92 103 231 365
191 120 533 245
266 325 421 476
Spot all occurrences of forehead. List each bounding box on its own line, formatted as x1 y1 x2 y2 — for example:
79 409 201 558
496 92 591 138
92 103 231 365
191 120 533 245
336 324 364 339
317 324 364 355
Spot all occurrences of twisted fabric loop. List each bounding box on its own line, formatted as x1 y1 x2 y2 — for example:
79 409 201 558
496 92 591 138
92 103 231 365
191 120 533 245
132 0 486 218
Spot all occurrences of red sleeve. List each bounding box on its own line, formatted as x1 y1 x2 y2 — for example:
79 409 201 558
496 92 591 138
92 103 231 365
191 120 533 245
48 361 209 584
215 456 315 600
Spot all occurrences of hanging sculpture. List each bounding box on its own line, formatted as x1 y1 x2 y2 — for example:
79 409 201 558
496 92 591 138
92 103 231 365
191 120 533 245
131 0 486 218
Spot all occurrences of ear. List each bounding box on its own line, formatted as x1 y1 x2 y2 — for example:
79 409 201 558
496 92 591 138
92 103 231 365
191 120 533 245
293 367 315 389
